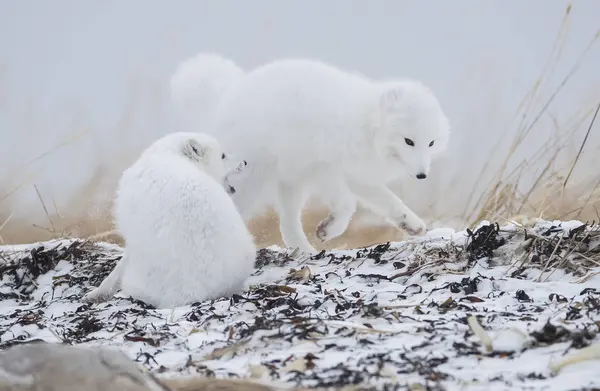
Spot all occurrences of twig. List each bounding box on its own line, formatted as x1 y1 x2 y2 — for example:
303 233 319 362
34 185 55 233
0 211 15 245
22 131 89 170
563 102 600 188
575 270 600 283
543 233 588 282
32 223 57 234
0 211 15 233
52 196 62 221
536 236 563 282
506 238 537 276
0 179 31 204
575 252 600 268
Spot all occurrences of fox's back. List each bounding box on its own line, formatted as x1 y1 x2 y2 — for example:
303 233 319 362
215 59 378 175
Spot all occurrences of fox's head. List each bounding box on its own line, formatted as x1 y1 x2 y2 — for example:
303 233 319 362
144 132 248 190
372 79 450 180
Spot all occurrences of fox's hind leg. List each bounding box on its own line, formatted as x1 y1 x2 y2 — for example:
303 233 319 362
82 252 128 303
316 180 357 243
276 182 316 253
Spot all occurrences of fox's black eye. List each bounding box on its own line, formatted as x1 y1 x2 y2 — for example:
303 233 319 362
191 146 199 154
405 138 414 146
221 153 226 159
429 140 435 147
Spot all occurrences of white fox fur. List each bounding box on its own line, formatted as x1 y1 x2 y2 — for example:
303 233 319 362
83 132 256 308
170 55 451 253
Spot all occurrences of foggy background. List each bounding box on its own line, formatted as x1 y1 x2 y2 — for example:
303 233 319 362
1 0 599 245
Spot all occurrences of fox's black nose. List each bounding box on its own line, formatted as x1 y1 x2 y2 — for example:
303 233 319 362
243 160 247 166
416 173 427 180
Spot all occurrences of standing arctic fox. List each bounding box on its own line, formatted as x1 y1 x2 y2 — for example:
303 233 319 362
82 132 256 308
170 55 451 254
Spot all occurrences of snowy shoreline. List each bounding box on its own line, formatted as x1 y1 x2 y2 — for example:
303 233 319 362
1 219 599 390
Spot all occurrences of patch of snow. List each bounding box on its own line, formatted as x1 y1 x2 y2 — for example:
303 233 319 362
0 220 599 390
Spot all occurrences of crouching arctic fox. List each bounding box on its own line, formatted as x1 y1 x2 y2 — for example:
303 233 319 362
83 132 256 308
170 55 451 254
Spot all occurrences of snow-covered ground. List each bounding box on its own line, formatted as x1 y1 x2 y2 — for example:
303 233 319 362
1 219 599 391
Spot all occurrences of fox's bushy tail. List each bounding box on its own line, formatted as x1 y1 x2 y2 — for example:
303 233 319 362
169 52 244 131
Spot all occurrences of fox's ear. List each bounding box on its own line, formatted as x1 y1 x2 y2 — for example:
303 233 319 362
379 87 404 109
182 139 206 161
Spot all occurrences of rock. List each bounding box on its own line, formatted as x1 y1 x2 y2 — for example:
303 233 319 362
0 342 308 391
0 342 166 391
160 377 288 391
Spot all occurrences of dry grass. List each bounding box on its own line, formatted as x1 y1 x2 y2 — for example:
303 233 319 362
1 4 599 250
462 4 600 230
0 198 402 251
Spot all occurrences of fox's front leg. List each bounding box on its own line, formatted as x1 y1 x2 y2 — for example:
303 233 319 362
349 183 426 236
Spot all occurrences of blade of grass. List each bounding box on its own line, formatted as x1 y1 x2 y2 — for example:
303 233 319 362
563 102 600 188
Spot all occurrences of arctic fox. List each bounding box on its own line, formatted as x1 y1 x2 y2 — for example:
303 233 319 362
82 132 256 308
170 55 451 254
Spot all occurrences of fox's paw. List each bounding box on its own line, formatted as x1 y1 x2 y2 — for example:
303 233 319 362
398 212 427 236
316 215 334 242
82 287 111 304
316 214 349 242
